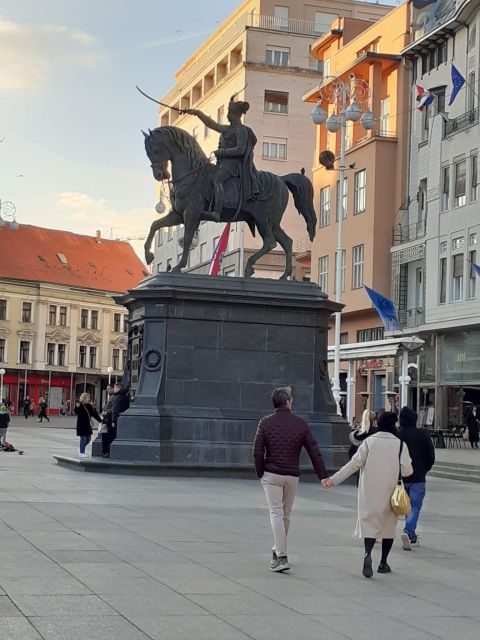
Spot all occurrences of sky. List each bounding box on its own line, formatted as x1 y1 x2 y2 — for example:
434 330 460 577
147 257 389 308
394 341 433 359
0 0 240 254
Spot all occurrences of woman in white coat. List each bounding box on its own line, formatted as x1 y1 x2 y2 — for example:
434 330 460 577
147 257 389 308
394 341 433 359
323 412 413 578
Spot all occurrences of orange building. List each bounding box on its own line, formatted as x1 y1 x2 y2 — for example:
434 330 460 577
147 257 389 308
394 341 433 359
304 3 410 419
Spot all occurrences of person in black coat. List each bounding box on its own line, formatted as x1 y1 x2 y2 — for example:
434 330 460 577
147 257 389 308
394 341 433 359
23 396 31 420
399 406 435 549
37 397 50 423
74 392 101 458
465 407 479 449
111 383 130 444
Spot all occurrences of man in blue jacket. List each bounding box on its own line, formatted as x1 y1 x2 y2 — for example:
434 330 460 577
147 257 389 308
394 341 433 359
399 406 435 549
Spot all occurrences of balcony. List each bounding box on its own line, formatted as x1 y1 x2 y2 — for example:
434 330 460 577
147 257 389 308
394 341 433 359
247 13 318 37
399 306 425 329
392 221 426 246
443 108 479 138
294 236 312 254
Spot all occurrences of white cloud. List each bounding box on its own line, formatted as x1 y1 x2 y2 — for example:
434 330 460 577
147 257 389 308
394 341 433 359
0 17 106 92
56 191 157 260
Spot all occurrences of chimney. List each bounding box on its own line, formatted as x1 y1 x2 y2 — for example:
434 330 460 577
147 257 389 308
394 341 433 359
95 229 101 243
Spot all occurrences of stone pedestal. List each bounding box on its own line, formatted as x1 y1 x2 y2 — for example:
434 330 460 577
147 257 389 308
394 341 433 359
104 273 349 474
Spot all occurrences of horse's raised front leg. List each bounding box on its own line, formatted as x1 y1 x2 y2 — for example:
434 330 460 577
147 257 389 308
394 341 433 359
144 210 182 265
172 206 201 273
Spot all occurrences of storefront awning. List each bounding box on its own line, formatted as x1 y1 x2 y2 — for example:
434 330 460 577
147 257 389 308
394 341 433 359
327 336 424 362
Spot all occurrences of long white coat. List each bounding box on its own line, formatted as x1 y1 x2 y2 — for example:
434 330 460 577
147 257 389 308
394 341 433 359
331 432 413 539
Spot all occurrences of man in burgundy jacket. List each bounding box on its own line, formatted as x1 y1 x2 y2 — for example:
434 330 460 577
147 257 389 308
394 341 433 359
253 386 328 572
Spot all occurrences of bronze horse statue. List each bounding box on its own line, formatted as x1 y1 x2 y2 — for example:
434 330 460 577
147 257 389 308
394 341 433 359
142 126 317 279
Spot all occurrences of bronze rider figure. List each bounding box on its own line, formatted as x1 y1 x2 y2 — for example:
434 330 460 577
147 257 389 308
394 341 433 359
187 98 260 221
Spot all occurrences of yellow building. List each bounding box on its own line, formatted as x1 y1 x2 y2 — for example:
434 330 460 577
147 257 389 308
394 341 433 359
0 225 146 412
153 0 391 279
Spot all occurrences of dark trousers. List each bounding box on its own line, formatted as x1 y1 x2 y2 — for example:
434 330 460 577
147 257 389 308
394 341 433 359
101 425 117 456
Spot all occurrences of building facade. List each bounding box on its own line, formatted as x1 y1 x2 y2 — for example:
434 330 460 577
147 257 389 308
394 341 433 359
0 225 146 413
153 0 391 279
391 0 480 429
305 2 411 419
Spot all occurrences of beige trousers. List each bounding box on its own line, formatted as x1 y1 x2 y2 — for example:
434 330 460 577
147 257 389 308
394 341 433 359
261 471 299 558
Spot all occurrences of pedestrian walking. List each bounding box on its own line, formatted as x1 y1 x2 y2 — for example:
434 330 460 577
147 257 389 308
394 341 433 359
349 409 377 459
464 406 479 449
100 385 115 458
0 404 10 446
37 397 50 423
322 411 413 578
74 392 101 458
111 383 129 446
253 386 328 573
398 406 435 550
22 396 31 419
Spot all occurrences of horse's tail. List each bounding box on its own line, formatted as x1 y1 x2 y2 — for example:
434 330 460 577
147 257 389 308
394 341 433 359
281 172 317 242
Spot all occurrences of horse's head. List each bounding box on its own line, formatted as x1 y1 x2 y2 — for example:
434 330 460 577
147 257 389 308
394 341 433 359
143 128 171 182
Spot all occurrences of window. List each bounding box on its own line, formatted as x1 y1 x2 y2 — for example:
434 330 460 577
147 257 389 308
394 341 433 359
468 25 477 51
89 346 97 369
357 327 384 342
0 299 6 321
121 349 127 371
470 232 478 245
123 316 128 333
113 313 121 333
204 121 210 139
314 11 336 33
80 309 88 329
435 89 446 114
274 5 289 28
451 253 464 301
354 170 366 214
352 245 364 289
468 250 477 298
200 242 207 262
318 256 328 293
0 338 5 362
22 302 32 323
421 104 430 141
428 48 436 71
437 41 447 65
471 155 478 202
157 230 164 247
112 348 120 370
418 181 427 224
440 240 448 253
421 53 428 75
79 345 87 368
415 267 424 308
380 97 390 135
439 257 447 303
468 72 476 111
340 332 349 345
452 236 464 250
264 90 288 114
334 250 346 293
59 306 67 327
46 343 55 366
319 186 330 227
192 126 198 141
48 305 56 325
266 47 290 66
454 159 466 207
336 178 347 220
217 105 224 124
91 310 98 330
57 344 66 367
323 58 330 77
441 165 450 211
262 139 287 160
19 341 30 364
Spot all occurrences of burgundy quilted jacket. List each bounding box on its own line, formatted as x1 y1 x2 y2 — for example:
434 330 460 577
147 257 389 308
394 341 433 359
253 407 328 479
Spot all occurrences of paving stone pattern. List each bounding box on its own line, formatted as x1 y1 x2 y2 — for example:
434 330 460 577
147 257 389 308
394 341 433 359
1 424 480 639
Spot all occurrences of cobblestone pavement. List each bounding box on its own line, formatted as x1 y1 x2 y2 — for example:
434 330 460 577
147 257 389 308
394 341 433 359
1 425 479 640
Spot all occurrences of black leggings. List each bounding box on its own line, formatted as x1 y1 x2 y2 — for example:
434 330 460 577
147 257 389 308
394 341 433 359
364 538 394 563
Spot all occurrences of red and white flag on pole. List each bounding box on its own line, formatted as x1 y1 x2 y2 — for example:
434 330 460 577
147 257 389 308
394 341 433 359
209 223 231 276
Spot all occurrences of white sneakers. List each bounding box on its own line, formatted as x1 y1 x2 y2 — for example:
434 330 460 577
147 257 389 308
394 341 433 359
78 452 88 458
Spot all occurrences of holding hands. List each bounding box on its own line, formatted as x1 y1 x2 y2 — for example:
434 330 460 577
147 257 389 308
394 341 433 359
321 478 334 489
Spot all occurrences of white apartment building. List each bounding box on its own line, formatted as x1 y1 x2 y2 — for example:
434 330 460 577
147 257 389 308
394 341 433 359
153 0 391 279
391 0 480 428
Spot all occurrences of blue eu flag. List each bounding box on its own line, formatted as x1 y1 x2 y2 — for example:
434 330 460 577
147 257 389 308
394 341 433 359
364 285 401 333
468 260 480 278
448 64 465 106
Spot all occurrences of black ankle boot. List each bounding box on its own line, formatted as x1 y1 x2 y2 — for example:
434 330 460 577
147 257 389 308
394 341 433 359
362 554 373 578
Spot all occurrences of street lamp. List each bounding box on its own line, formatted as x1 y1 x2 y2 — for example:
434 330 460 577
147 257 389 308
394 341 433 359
311 74 374 415
0 200 19 230
0 368 5 403
107 366 114 386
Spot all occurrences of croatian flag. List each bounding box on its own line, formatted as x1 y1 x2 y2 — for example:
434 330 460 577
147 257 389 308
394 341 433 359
364 285 401 333
448 64 466 106
416 85 434 111
209 223 231 276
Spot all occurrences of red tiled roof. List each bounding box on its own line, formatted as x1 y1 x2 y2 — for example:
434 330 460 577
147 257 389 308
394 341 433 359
0 224 148 293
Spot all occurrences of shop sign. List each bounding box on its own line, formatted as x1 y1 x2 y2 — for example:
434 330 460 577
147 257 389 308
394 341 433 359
358 359 384 370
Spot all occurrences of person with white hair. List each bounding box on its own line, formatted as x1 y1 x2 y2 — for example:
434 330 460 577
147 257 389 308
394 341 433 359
349 409 377 459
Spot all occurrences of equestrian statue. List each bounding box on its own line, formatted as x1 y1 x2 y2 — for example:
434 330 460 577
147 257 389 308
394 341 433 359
140 90 317 279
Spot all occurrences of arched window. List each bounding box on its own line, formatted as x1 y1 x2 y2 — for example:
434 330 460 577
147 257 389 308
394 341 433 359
468 25 476 51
